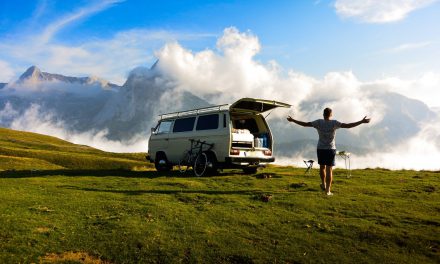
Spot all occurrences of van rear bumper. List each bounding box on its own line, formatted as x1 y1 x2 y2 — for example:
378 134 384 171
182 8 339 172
225 157 275 165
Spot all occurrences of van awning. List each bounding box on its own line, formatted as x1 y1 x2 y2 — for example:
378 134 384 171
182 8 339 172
230 98 291 114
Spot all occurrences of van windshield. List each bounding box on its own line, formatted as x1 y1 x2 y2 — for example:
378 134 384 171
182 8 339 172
155 120 173 134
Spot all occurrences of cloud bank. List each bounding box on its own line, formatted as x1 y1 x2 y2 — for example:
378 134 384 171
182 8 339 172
334 0 438 23
155 28 383 122
153 27 440 170
0 60 15 83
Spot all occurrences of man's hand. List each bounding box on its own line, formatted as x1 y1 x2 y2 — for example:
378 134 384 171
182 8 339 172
341 116 371 128
287 115 312 127
362 116 371 123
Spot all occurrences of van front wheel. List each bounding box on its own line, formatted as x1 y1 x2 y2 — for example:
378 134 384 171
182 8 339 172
155 153 171 172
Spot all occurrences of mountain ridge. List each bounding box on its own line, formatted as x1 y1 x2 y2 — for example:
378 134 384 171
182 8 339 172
17 65 120 89
0 64 210 142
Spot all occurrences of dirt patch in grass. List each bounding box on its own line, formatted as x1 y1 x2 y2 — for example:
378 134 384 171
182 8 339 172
423 185 436 193
254 193 273 202
290 182 307 189
34 227 52 234
41 251 110 263
29 205 55 213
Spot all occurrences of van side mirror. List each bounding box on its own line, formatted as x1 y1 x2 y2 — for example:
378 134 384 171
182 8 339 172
151 127 156 134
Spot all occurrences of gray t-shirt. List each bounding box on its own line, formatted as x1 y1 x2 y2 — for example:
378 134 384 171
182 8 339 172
311 119 341 149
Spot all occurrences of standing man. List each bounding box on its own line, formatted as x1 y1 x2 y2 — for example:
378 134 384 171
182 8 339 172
287 108 370 196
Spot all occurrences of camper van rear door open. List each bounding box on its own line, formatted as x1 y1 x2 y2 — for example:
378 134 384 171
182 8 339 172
230 98 291 114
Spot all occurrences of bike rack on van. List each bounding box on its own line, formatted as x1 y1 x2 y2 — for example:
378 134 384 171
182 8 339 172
159 104 230 120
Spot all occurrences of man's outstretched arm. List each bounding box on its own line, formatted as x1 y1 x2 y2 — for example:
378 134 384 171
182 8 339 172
287 116 313 127
340 116 371 128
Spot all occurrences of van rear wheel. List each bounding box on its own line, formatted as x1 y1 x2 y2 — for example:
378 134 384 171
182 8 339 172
243 167 258 174
205 152 218 175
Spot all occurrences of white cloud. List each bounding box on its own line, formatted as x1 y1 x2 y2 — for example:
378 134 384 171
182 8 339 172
38 0 125 44
334 0 438 23
0 60 15 83
374 72 440 108
0 29 214 85
0 102 19 122
154 28 385 122
353 116 440 170
385 41 432 53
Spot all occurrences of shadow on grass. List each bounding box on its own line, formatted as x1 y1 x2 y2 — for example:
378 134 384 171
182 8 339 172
59 185 265 196
0 169 183 179
0 169 250 179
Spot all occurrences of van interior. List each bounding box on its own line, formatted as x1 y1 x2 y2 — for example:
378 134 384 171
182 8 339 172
230 114 271 149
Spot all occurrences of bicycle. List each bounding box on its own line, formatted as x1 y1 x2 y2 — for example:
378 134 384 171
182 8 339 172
178 139 214 177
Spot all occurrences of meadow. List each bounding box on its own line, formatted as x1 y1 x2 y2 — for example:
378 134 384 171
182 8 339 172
0 127 438 263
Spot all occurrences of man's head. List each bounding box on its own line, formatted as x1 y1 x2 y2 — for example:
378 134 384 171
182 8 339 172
323 108 332 120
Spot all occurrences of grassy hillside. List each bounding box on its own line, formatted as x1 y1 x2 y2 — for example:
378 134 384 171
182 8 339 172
0 127 150 171
0 128 438 263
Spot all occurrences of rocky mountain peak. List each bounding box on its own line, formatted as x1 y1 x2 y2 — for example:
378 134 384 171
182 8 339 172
15 66 119 89
19 66 43 82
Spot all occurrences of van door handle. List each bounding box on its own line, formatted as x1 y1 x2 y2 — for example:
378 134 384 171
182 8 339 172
165 139 169 141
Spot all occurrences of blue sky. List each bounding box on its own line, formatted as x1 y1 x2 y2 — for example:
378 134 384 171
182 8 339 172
1 0 439 102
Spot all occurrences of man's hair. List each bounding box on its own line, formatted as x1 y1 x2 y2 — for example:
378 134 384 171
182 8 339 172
323 108 332 119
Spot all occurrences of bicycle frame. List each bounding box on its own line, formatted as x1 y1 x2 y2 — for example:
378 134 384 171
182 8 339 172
178 139 214 175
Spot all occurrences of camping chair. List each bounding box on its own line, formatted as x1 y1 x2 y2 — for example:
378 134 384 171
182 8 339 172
303 160 314 175
336 151 351 177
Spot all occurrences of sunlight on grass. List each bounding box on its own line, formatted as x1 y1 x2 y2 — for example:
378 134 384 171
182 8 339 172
0 127 438 263
41 251 110 264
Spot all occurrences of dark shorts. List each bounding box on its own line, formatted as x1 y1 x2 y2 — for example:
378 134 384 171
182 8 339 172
317 149 336 166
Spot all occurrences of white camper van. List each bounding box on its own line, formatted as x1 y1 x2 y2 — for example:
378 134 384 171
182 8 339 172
147 98 290 175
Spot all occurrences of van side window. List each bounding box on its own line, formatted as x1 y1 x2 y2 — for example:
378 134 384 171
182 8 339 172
156 120 173 134
196 114 219 130
173 117 196 132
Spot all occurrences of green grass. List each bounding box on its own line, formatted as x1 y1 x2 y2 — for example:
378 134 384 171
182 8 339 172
0 127 148 170
0 127 439 263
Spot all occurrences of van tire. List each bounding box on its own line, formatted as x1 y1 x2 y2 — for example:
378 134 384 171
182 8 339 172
205 151 218 175
243 167 258 174
155 152 171 172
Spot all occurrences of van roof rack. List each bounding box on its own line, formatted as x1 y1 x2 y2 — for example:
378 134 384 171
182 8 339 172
159 104 230 120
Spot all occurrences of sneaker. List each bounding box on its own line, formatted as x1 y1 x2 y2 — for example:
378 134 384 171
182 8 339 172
326 192 333 196
320 183 326 191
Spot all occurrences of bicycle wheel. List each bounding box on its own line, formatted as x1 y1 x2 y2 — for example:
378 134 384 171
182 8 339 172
178 152 191 173
193 152 208 177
